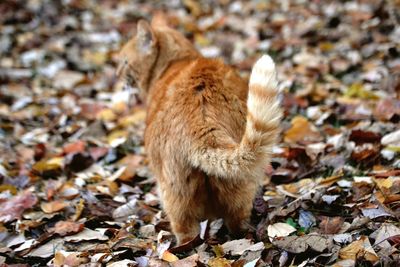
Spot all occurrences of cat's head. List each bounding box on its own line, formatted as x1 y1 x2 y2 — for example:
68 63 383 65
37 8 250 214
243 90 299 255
117 14 199 95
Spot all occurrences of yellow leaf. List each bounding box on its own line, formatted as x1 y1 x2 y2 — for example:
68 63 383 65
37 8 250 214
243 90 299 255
118 110 146 127
212 244 225 258
282 178 314 195
376 177 393 189
72 199 85 221
98 109 116 122
317 174 343 187
344 83 378 100
112 101 128 113
46 157 64 167
107 130 128 147
194 33 211 46
83 50 107 65
284 116 322 144
41 200 68 214
32 157 64 173
53 251 66 266
319 42 334 52
162 251 179 262
0 184 17 195
339 236 379 263
386 146 400 152
208 257 232 267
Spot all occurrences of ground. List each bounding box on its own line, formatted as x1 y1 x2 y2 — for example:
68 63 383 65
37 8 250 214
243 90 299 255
0 0 400 266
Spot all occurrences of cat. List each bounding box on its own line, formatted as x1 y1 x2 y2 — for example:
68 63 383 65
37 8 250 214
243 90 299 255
117 14 282 244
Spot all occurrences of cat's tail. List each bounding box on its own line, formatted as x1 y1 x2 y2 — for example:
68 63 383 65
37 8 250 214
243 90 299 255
190 55 282 179
244 54 281 156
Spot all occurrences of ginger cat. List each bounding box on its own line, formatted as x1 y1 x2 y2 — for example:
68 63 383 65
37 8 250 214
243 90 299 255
117 15 282 244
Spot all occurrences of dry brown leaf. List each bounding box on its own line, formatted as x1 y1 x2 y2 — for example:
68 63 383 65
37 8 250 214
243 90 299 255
63 140 86 155
49 221 84 236
349 130 381 145
171 254 199 267
118 109 146 127
54 251 88 267
0 190 38 222
272 234 333 253
284 116 322 144
319 216 344 234
221 239 264 256
41 200 68 213
208 257 232 267
72 199 85 221
117 154 144 181
374 223 400 249
339 236 378 263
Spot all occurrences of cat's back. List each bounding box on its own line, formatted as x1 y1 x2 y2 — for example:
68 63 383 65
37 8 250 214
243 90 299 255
177 58 248 102
148 57 248 118
146 57 248 149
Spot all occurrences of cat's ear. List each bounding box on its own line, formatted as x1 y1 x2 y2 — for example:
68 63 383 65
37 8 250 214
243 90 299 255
136 20 155 54
151 11 169 27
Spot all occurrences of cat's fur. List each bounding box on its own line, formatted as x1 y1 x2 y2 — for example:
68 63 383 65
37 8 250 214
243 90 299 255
117 14 282 244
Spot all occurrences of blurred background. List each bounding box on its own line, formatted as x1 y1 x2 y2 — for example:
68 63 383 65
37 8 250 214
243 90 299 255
0 0 400 266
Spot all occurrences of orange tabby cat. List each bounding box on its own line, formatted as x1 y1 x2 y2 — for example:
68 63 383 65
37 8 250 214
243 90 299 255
117 14 282 244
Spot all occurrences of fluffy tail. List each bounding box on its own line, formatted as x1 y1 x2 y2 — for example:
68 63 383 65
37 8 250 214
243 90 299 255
190 55 282 178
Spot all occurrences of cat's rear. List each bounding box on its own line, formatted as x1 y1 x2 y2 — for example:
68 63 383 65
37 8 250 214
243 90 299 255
117 14 282 244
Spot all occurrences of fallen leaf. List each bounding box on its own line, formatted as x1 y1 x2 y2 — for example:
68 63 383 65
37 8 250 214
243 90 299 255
27 238 64 258
117 154 144 181
267 223 297 239
361 206 393 219
221 239 264 256
0 190 37 222
65 152 94 172
344 83 378 100
49 221 84 236
53 70 85 89
32 157 64 177
171 254 199 267
373 223 400 249
112 198 138 220
272 234 333 253
161 251 179 262
41 200 68 213
72 198 85 221
319 216 345 234
374 98 400 121
64 228 109 242
108 259 138 267
339 236 378 263
63 140 86 155
298 210 316 229
54 251 88 266
0 184 17 195
349 130 381 145
208 257 232 267
381 129 400 146
284 116 322 144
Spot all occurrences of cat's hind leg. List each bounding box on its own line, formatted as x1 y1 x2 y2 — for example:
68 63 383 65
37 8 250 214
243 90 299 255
213 179 258 237
159 172 208 244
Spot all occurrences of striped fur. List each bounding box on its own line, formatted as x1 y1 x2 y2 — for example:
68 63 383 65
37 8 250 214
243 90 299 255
190 55 282 180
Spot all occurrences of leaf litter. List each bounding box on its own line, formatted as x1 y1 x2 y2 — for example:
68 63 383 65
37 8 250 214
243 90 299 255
0 0 400 266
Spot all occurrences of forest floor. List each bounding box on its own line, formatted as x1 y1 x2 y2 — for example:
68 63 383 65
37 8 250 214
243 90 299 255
0 0 400 266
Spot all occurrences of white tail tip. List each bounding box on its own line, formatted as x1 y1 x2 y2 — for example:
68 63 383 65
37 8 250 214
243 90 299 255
249 55 276 88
